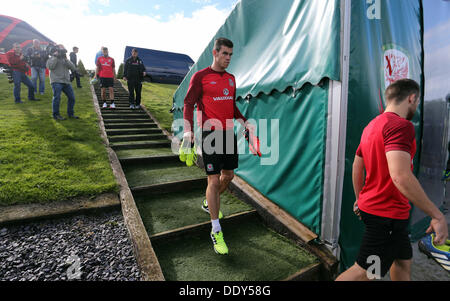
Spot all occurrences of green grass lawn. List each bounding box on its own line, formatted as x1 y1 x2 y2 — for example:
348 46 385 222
121 80 178 133
0 74 118 206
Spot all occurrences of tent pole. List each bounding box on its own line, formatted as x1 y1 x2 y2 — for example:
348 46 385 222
320 0 351 258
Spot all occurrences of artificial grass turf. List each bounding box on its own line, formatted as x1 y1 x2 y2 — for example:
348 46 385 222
136 188 253 235
152 213 318 281
0 74 118 206
122 161 206 188
115 148 175 159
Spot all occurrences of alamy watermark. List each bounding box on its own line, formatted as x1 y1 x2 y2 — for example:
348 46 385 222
366 0 381 20
66 254 82 280
366 255 381 280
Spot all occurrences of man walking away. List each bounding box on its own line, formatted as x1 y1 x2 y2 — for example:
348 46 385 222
123 48 146 109
336 79 448 281
183 38 254 255
69 47 82 88
96 47 116 109
46 45 79 120
27 39 48 95
6 43 37 103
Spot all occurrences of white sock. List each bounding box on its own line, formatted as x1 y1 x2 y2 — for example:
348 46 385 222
211 219 221 233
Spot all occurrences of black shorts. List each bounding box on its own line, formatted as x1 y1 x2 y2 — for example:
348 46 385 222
201 130 238 175
356 210 412 278
100 77 114 88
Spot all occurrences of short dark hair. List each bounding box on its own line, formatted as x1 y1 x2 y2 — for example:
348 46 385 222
214 38 233 52
385 79 420 105
132 48 138 53
73 47 78 51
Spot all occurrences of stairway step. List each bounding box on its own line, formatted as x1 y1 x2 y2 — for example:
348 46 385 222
109 134 167 143
131 177 207 195
106 129 163 135
110 141 171 150
123 160 205 188
151 213 319 281
103 119 154 124
104 124 158 129
102 114 149 120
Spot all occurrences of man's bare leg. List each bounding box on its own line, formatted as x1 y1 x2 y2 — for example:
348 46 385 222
206 174 221 221
219 170 234 195
101 88 106 103
109 86 114 102
389 259 411 281
335 263 371 281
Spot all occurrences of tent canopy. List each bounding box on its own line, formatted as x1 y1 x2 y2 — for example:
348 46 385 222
172 0 340 113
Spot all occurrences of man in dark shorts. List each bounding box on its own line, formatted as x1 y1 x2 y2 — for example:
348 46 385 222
95 47 116 109
183 38 254 255
336 79 448 281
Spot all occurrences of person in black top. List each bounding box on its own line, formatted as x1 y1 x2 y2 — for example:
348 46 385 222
123 48 146 109
26 39 48 95
69 47 82 88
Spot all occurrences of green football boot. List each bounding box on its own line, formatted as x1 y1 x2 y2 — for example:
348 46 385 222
201 199 224 219
210 230 229 255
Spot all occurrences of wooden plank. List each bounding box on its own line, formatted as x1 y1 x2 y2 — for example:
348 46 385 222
284 262 322 281
150 210 257 242
0 193 120 226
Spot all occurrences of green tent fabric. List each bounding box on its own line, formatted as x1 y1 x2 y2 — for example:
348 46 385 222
172 0 340 114
338 0 424 271
172 0 341 235
235 83 330 234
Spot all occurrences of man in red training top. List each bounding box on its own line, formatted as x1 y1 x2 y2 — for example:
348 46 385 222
6 43 37 103
183 37 253 255
336 79 448 281
96 47 116 109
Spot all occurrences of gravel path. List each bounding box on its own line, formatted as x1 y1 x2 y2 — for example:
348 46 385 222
0 211 141 281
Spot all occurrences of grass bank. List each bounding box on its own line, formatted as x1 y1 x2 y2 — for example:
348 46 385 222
0 74 118 206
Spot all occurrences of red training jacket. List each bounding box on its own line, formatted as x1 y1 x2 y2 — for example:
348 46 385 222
6 49 29 73
183 67 247 132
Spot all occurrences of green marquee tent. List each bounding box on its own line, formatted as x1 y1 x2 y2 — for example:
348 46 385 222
172 0 450 272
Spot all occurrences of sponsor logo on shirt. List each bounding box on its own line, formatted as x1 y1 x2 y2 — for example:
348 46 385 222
207 164 214 172
223 88 229 96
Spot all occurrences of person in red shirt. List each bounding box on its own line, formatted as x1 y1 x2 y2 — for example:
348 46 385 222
183 38 254 255
6 43 37 103
336 79 448 281
95 47 116 109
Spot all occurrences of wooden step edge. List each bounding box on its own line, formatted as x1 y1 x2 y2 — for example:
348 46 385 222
149 210 258 243
131 177 207 194
283 262 322 281
119 154 179 165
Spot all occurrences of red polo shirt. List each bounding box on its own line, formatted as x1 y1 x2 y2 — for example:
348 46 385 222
183 67 246 132
356 112 416 220
96 55 115 78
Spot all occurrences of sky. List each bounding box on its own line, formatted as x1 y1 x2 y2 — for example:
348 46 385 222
2 0 240 69
423 0 450 101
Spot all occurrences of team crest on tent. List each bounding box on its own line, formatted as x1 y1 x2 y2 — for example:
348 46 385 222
382 45 410 90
